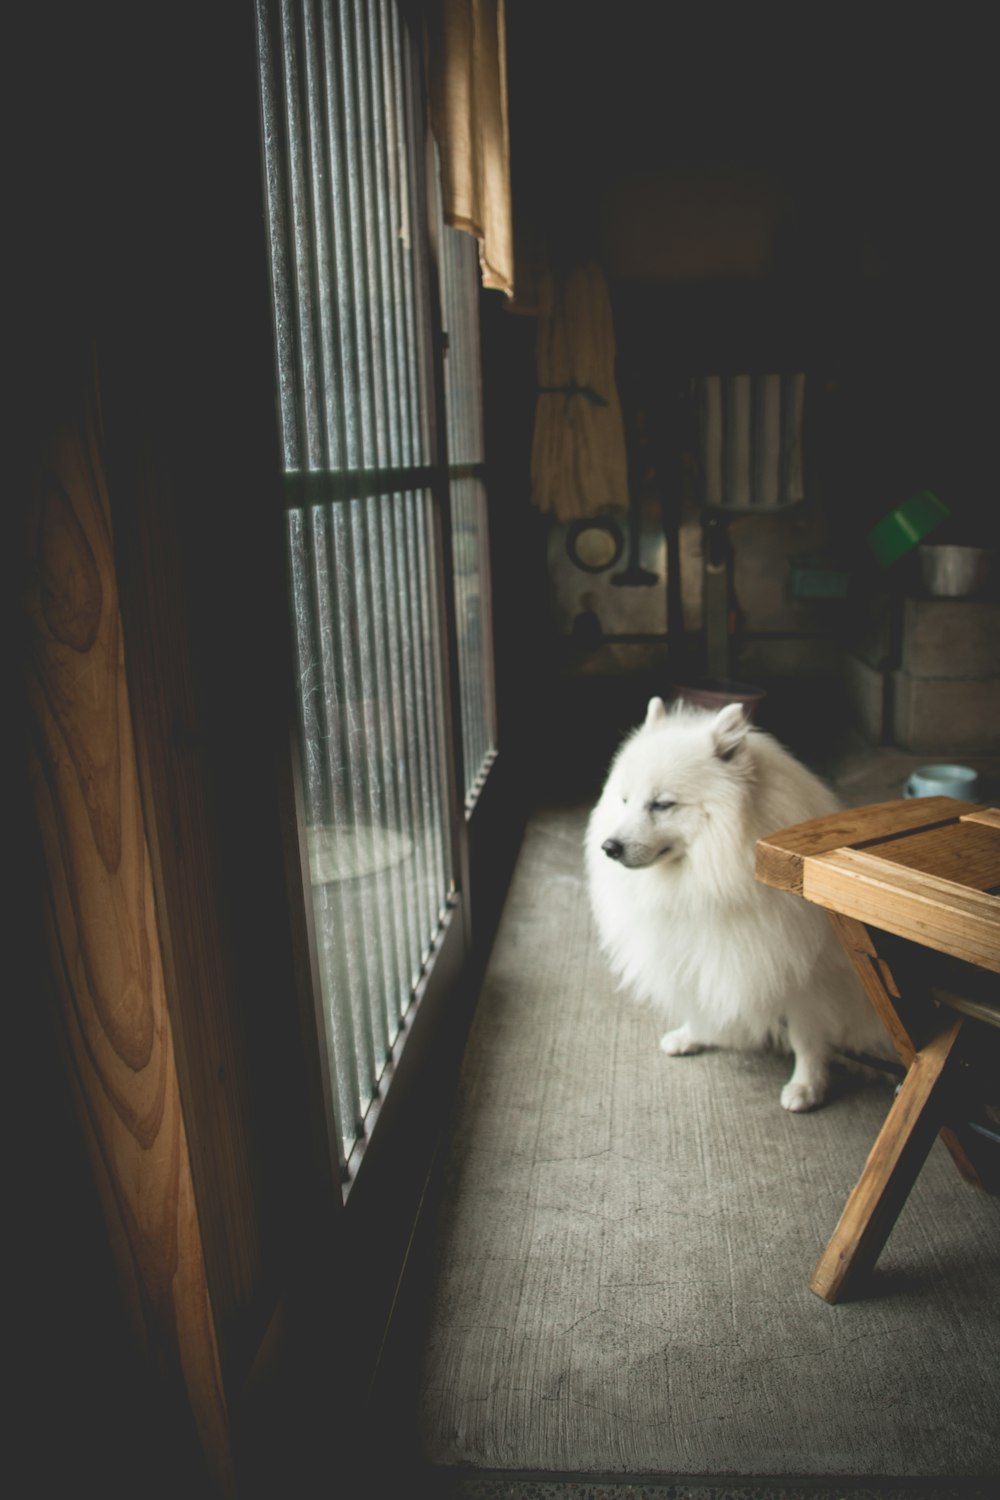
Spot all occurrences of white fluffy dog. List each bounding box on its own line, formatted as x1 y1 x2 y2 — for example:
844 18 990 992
585 696 892 1110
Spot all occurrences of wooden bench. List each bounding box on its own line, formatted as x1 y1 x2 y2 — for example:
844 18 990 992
756 797 1000 1302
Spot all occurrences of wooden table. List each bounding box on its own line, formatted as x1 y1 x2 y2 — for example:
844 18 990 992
756 797 1000 1302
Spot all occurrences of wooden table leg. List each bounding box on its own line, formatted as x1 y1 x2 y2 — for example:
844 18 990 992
825 911 920 1063
826 910 990 1188
809 1014 967 1303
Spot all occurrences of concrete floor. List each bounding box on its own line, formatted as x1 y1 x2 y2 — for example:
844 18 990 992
813 730 1000 810
410 728 1000 1492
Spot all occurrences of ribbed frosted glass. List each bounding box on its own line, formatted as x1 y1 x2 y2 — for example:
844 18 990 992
257 0 452 1176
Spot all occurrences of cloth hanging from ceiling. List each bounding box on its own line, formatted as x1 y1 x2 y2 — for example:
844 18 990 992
529 262 630 521
426 0 514 297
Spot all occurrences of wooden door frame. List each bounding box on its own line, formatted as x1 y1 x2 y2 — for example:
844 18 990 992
15 3 523 1493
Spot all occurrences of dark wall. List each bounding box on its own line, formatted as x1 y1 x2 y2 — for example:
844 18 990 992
486 1 996 792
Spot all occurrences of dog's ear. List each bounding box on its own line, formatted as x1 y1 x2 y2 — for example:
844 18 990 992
712 702 749 761
645 696 668 726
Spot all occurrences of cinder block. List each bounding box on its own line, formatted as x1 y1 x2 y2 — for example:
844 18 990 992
892 670 1000 753
841 651 886 743
901 598 1000 680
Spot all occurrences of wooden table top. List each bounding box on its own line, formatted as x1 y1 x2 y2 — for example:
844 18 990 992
756 798 1000 974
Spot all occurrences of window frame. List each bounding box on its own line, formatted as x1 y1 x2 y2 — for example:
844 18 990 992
252 0 515 1415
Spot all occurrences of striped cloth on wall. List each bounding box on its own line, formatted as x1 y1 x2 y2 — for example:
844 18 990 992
700 373 805 510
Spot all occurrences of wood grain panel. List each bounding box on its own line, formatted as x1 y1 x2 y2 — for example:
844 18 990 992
755 797 965 894
867 819 1000 892
964 807 1000 830
802 848 1000 972
22 392 233 1495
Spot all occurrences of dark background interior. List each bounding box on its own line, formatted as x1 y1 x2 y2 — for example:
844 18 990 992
484 1 996 795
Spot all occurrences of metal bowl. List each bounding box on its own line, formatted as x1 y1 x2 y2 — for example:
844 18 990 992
918 544 993 598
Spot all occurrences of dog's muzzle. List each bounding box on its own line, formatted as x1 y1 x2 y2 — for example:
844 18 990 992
602 837 677 869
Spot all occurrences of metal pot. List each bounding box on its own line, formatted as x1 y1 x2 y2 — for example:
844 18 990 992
918 544 993 598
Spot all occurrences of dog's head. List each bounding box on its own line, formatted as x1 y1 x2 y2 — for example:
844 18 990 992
595 697 752 871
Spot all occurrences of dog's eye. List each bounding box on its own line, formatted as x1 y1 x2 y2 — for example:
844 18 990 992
650 798 676 813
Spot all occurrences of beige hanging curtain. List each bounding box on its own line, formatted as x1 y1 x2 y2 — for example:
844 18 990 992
529 261 630 521
426 0 514 297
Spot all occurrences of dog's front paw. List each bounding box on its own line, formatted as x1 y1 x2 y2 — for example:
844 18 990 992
659 1024 705 1056
780 1077 826 1112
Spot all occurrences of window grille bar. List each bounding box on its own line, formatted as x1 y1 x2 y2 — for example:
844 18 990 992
364 0 399 468
387 0 427 466
257 7 300 467
395 490 435 961
377 0 414 470
365 0 404 472
403 492 436 947
401 12 437 468
378 493 423 998
334 2 376 469
317 0 361 469
300 3 337 467
279 0 324 470
410 488 450 925
346 0 390 471
344 499 394 1066
359 494 409 1043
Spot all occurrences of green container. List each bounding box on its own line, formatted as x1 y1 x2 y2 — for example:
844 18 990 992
867 489 950 566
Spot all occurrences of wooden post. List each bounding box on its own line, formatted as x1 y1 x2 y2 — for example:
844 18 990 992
21 377 234 1495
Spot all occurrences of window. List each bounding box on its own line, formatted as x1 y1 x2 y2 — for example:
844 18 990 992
439 219 498 805
255 0 496 1186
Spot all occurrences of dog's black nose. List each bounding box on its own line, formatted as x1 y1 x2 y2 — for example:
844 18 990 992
602 838 625 861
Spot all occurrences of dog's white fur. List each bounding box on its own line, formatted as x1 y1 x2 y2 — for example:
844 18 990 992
585 697 892 1110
